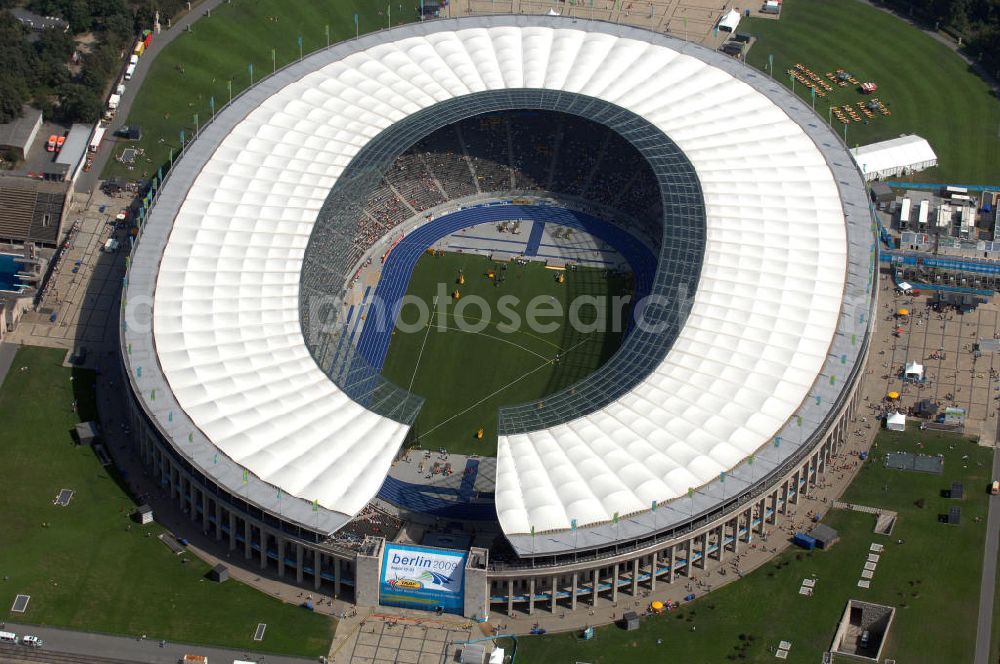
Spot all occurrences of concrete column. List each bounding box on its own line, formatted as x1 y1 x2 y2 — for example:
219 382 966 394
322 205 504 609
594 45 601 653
201 491 209 532
528 578 535 615
701 532 709 569
732 515 742 554
260 529 268 569
570 572 578 610
667 546 676 584
611 563 619 603
758 499 768 536
550 575 558 612
649 552 657 591
631 558 639 596
215 501 223 541
228 511 236 551
717 526 725 563
277 537 285 577
592 568 600 606
169 465 177 499
296 542 304 583
314 551 322 590
334 557 341 598
244 520 252 560
507 580 514 616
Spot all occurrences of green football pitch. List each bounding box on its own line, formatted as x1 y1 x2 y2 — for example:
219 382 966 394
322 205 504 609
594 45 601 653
379 252 631 454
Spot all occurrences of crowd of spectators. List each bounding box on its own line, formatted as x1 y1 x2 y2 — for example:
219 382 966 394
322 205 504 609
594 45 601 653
347 110 665 266
327 504 404 551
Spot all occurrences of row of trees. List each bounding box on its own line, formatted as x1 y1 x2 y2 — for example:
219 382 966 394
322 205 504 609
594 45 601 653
0 0 187 126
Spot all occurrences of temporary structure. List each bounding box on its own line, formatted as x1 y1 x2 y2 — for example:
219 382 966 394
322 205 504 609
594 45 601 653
850 135 938 181
897 308 909 317
904 361 924 381
718 8 740 31
886 391 900 400
886 412 906 431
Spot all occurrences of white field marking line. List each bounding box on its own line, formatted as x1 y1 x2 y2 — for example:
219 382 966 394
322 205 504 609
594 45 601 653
437 309 563 350
420 335 595 438
407 295 437 393
432 320 549 361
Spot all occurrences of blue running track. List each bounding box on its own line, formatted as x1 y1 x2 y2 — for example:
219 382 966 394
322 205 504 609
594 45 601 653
524 221 545 256
353 205 657 373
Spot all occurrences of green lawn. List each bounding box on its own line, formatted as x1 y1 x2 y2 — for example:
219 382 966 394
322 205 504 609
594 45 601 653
512 430 992 663
0 347 334 657
380 252 629 454
102 0 410 179
746 0 1000 185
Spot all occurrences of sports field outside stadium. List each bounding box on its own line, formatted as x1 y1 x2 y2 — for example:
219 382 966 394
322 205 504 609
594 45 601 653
380 251 631 455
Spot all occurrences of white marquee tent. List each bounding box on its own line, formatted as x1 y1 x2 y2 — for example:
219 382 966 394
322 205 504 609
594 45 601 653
850 135 937 181
886 411 906 431
904 361 924 381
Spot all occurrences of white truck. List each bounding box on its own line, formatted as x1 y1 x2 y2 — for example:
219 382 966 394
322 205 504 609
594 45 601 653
125 63 137 81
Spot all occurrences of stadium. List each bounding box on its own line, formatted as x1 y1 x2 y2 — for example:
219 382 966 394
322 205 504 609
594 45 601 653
121 15 876 619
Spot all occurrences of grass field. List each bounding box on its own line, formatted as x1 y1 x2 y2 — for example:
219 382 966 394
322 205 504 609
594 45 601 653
512 429 992 663
107 0 999 184
380 252 629 454
747 0 1000 184
102 0 407 179
0 347 334 657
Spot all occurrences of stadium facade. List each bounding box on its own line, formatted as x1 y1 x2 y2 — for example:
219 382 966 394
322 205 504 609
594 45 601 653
121 16 876 619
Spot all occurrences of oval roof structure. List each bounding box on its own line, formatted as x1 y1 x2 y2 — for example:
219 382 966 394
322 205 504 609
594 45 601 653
123 16 873 547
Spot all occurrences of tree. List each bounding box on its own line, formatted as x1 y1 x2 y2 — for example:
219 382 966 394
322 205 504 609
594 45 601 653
0 79 24 123
57 83 101 122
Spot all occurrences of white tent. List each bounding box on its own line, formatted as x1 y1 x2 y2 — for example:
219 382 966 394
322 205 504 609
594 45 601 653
489 647 505 664
547 8 561 15
850 135 937 181
718 8 740 31
904 361 924 380
897 281 912 292
886 412 906 431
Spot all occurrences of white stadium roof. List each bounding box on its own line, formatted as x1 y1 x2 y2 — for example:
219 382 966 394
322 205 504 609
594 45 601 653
124 16 874 549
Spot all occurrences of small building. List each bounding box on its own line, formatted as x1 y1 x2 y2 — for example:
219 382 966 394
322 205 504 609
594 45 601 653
869 181 894 205
134 504 153 524
914 399 938 418
55 124 92 183
950 481 964 499
943 406 966 426
850 135 937 181
622 611 640 631
886 411 906 432
903 361 924 382
74 421 99 445
0 107 43 160
810 523 840 549
460 643 486 664
947 506 961 525
209 564 230 583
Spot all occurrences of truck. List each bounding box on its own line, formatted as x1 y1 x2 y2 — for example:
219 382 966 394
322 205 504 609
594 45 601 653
133 41 145 56
792 532 817 550
107 93 121 110
125 63 136 80
181 656 208 664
